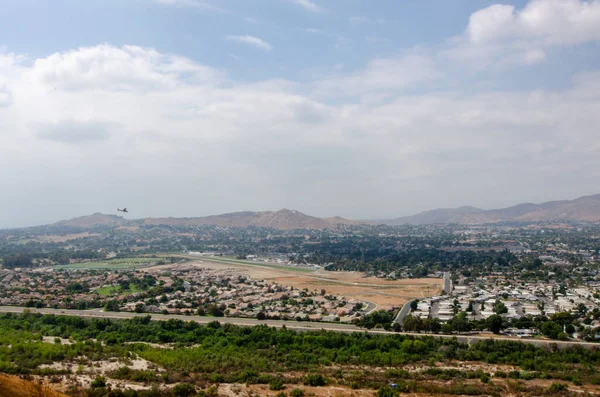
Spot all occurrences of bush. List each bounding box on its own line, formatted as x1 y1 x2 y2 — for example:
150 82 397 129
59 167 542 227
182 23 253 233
270 379 285 391
480 373 490 383
547 383 567 392
508 370 521 379
172 383 196 397
91 376 106 388
305 374 327 386
377 386 400 397
290 389 305 397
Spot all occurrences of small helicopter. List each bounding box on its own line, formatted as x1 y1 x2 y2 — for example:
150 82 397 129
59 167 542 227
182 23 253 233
117 208 128 213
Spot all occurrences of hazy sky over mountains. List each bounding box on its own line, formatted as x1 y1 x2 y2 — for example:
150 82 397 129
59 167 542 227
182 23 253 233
1 0 600 227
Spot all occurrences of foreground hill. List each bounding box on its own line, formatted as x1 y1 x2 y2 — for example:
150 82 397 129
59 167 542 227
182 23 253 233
0 374 67 397
386 193 600 225
53 209 361 230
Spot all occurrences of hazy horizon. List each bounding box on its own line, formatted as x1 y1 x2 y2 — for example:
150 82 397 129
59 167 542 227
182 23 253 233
2 0 600 228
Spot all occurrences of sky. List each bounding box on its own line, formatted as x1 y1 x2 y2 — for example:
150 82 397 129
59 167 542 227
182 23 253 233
1 0 600 227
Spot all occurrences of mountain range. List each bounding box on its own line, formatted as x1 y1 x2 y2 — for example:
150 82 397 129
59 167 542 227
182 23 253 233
47 193 600 230
384 193 600 225
55 209 361 230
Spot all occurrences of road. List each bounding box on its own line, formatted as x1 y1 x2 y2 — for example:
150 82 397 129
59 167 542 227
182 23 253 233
3 306 598 349
443 272 452 294
394 300 414 325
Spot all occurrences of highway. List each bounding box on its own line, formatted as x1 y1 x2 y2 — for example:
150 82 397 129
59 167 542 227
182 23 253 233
1 306 599 349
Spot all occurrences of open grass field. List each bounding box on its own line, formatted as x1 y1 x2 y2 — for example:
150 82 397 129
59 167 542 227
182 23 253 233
161 253 314 273
150 255 443 310
54 257 161 270
95 284 142 296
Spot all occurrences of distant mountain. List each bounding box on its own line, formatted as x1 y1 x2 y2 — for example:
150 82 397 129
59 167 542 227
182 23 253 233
53 209 361 230
55 213 127 228
385 193 600 225
143 209 362 230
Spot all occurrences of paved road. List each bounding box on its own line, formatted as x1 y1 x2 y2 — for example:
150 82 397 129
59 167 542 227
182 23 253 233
1 306 598 349
443 272 452 294
394 300 414 325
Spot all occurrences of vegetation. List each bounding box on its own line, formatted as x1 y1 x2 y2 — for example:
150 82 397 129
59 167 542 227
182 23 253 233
0 312 600 392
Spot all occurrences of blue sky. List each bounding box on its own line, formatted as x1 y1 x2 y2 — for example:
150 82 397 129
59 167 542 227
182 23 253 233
1 0 600 227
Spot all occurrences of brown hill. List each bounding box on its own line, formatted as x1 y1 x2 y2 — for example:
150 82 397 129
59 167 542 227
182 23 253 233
386 193 600 225
0 373 68 397
55 213 127 228
143 209 362 230
53 209 361 230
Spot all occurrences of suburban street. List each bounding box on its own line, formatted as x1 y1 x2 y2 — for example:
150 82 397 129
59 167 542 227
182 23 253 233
2 306 599 349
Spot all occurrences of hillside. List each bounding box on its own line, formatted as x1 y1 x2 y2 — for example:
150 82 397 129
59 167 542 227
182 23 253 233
0 374 67 397
143 209 362 230
55 213 127 228
386 193 600 225
53 209 361 230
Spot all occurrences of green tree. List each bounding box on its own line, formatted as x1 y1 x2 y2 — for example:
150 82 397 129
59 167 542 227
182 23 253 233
487 314 504 334
451 312 470 333
104 300 120 312
493 300 508 315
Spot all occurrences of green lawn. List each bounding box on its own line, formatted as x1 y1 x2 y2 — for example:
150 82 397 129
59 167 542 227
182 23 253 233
54 257 159 270
164 253 315 273
95 284 142 296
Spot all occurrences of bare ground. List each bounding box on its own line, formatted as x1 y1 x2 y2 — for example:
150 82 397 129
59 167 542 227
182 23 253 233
147 260 442 310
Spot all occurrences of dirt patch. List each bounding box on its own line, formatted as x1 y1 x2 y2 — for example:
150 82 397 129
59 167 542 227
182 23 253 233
219 383 375 397
37 232 100 242
0 373 67 397
150 260 442 310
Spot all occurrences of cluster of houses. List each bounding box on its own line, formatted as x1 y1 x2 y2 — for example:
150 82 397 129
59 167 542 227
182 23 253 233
406 274 600 328
129 264 371 321
0 265 372 323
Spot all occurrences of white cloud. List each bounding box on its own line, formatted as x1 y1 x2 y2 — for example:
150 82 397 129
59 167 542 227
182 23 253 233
467 0 600 45
445 0 600 68
226 35 273 51
32 44 222 91
314 53 441 98
291 0 323 13
1 38 600 226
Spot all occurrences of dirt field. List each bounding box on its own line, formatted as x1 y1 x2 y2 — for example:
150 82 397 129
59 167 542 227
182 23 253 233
150 259 442 310
37 232 100 242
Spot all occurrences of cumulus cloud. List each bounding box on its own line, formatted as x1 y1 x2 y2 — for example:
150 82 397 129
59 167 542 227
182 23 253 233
1 15 600 227
32 44 222 91
467 0 600 45
444 0 600 68
225 35 273 51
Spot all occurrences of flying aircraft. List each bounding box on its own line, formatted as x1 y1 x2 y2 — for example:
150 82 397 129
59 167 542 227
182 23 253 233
117 208 128 213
